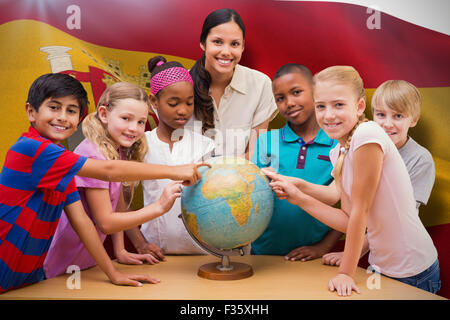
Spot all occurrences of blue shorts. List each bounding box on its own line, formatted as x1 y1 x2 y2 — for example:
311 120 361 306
390 259 441 294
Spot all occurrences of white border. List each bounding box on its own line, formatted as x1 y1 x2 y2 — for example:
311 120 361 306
278 0 450 35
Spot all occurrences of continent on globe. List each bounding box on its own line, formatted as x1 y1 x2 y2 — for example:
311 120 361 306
181 157 274 250
202 166 255 226
182 209 206 244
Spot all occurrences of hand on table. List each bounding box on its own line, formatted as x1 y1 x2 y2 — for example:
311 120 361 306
328 273 360 296
285 244 328 262
135 242 166 262
109 270 160 287
322 251 343 266
116 248 162 265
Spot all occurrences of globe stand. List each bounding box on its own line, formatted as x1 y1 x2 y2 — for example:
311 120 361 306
197 255 253 281
180 213 254 281
217 255 233 271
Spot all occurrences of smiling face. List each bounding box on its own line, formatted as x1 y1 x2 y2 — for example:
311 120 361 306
201 20 244 79
26 95 81 144
314 81 365 145
272 72 316 127
373 104 418 148
98 98 148 148
151 81 194 136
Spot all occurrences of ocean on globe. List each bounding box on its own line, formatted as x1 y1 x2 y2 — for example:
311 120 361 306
181 157 274 250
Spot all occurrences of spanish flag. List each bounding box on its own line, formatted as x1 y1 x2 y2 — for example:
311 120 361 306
0 0 448 297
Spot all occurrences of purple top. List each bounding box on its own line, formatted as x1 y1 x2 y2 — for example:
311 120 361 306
43 139 121 279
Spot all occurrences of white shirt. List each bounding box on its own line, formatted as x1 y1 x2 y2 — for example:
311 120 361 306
141 128 215 254
186 64 278 157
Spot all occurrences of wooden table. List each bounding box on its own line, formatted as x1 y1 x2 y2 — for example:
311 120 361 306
0 255 445 300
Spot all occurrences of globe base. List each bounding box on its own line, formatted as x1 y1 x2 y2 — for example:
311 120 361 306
198 262 253 280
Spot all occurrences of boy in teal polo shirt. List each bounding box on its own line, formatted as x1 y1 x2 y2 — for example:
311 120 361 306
251 64 341 261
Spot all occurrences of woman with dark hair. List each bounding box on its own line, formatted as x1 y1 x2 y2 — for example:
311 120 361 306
188 8 278 159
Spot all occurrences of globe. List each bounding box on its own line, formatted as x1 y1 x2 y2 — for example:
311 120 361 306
181 157 274 251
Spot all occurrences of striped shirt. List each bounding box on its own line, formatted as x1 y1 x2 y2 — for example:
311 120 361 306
0 126 87 293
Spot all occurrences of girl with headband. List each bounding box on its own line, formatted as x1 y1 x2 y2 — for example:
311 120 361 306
188 8 278 159
44 82 187 283
126 56 215 259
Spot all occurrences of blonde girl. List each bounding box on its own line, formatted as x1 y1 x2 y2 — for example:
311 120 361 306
44 82 184 281
264 66 440 296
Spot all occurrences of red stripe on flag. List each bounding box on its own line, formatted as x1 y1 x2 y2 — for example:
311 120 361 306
427 223 450 299
1 0 448 87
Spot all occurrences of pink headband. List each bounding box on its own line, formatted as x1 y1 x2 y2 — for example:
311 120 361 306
150 66 194 96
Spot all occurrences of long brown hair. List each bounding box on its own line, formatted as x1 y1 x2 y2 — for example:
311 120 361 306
189 9 246 133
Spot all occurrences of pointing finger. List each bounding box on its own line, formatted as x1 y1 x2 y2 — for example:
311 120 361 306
196 162 211 169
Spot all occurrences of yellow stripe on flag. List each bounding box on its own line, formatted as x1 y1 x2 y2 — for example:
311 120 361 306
1 19 449 227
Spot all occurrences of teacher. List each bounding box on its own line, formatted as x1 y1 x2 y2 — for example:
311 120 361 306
188 8 278 159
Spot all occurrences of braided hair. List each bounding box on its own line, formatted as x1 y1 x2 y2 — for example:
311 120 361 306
333 114 368 189
313 66 368 189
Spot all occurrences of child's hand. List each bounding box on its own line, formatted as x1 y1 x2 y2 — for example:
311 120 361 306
322 252 343 266
328 273 360 296
116 248 162 265
262 167 305 190
109 270 160 287
157 181 183 214
173 162 212 186
135 242 166 262
261 169 301 205
261 166 277 176
285 244 326 262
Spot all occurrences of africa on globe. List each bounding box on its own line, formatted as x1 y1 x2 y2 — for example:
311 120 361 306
181 156 274 251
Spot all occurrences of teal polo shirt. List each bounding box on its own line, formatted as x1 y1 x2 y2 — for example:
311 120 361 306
251 123 337 255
